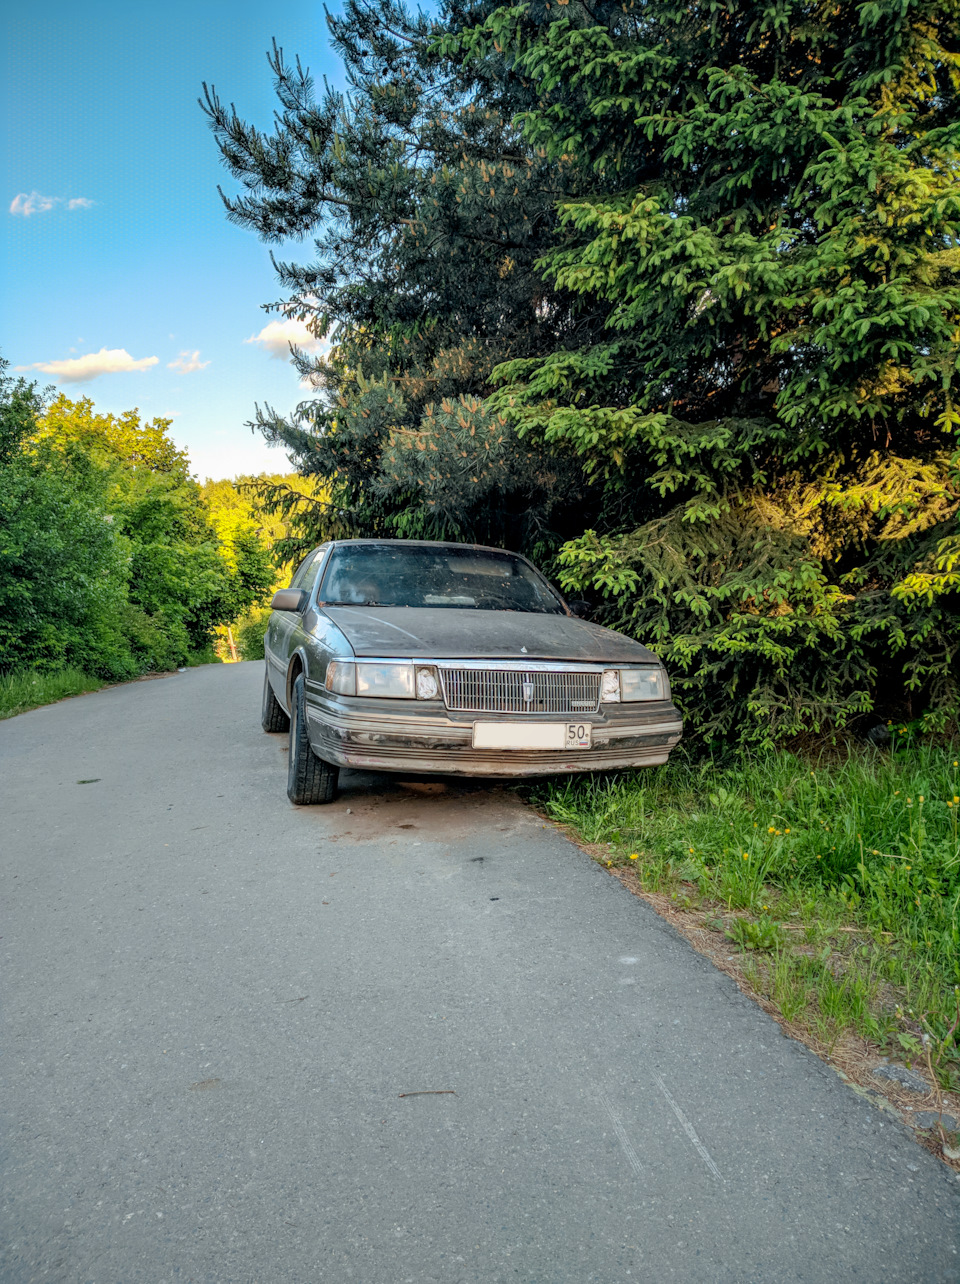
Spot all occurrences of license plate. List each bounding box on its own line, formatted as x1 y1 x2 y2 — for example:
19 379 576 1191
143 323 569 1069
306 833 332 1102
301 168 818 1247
472 722 592 750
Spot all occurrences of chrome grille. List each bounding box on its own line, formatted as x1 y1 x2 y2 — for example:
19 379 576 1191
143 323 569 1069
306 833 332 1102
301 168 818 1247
440 668 601 714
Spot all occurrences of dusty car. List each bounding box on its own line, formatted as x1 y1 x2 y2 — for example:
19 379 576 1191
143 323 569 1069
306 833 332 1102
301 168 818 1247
261 539 683 804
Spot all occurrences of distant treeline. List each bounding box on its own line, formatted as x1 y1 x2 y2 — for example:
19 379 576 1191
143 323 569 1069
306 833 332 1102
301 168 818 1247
0 358 315 681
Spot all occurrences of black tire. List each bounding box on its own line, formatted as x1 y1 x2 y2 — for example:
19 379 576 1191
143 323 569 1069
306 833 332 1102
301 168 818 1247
287 674 339 805
262 666 290 733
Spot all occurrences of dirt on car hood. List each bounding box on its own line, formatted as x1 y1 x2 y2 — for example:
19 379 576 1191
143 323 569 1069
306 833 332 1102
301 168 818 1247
322 607 660 664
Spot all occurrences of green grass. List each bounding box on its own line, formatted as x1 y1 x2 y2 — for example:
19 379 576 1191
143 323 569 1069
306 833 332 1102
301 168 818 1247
532 745 960 1087
0 667 107 720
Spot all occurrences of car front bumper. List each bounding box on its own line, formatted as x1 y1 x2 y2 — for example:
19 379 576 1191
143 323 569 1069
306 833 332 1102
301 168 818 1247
303 683 682 777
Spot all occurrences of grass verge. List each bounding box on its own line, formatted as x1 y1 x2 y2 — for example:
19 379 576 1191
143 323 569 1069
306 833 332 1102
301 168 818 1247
0 652 222 721
0 668 107 720
530 745 960 1163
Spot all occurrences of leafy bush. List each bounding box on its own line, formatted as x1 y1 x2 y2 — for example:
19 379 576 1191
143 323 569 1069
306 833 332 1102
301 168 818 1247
0 367 276 681
234 608 270 662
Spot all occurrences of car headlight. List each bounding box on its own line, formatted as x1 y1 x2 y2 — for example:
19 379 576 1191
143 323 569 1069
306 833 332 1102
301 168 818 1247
325 660 356 695
325 661 416 698
620 668 667 701
356 662 416 698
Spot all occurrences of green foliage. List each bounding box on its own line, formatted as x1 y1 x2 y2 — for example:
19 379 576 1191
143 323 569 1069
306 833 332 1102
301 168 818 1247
201 472 328 576
0 667 106 721
201 2 601 556
725 915 785 952
535 743 960 1076
0 371 135 678
206 0 960 745
38 397 275 666
233 607 271 662
0 364 273 682
538 744 960 982
452 0 960 746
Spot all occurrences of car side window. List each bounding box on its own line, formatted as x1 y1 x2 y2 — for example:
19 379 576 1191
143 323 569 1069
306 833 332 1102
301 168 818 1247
292 546 328 602
290 553 314 590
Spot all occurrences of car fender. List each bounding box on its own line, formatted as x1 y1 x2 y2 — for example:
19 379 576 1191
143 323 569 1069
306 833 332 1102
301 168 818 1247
286 645 314 713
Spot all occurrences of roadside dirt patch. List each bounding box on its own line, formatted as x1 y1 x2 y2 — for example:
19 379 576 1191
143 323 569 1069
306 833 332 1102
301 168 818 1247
320 774 528 843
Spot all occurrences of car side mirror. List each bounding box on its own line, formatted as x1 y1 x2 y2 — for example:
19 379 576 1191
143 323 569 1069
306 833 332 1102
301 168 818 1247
567 600 591 619
270 588 307 612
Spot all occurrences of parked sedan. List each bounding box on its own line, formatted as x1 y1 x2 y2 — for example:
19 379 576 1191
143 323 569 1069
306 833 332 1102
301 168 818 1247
262 539 683 803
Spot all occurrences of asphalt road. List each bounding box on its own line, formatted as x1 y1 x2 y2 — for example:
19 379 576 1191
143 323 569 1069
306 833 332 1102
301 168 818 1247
2 662 959 1283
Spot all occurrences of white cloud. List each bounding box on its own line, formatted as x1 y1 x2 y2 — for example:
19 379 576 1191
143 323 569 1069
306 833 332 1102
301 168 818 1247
17 347 159 383
245 318 328 360
10 191 57 216
167 350 210 374
9 191 94 216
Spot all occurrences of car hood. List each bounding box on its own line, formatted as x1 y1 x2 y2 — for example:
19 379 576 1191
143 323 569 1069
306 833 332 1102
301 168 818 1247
322 607 660 664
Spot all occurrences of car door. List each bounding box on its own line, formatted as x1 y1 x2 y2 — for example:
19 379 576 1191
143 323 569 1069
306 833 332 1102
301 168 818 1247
266 545 329 705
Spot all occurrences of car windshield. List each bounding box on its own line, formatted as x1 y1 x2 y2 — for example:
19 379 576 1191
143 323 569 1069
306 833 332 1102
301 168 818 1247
318 544 566 614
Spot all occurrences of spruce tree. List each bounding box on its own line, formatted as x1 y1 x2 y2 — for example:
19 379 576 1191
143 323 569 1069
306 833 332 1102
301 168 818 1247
451 0 960 744
202 1 602 554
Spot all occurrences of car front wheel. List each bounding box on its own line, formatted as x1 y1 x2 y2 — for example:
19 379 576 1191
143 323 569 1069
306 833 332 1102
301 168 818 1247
287 674 339 805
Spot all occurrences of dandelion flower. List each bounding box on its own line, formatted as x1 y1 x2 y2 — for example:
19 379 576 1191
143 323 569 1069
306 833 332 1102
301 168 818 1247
954 795 959 804
742 852 749 860
785 828 791 834
629 853 639 861
768 827 776 834
918 795 924 803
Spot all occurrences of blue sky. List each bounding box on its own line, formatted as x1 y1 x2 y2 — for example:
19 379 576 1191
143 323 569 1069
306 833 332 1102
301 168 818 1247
1 0 347 480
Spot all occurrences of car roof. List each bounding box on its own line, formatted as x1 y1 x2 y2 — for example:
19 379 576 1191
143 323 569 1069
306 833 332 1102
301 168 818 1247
328 538 524 557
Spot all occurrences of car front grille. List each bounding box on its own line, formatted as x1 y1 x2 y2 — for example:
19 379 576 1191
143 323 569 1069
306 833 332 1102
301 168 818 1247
439 668 601 715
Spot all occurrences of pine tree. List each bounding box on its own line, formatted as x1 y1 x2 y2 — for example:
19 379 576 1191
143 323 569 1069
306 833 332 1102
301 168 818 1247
202 0 602 554
451 0 960 744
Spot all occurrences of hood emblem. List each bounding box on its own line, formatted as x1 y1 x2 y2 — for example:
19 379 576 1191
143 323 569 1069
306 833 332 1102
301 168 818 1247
520 646 528 654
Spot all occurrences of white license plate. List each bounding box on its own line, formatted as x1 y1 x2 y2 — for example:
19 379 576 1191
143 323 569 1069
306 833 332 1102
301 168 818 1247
472 722 592 750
